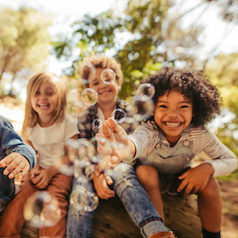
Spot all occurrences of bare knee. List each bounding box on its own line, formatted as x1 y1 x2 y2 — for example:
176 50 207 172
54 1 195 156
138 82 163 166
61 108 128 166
136 165 159 188
199 178 221 199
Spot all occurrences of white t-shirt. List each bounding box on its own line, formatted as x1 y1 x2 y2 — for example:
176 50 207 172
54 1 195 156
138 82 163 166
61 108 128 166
26 115 78 169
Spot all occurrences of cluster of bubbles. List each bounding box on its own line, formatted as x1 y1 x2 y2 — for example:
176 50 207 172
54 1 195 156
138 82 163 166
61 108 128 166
23 63 156 228
24 191 61 228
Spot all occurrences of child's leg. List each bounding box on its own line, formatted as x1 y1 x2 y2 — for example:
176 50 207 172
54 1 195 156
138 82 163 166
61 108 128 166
136 165 165 221
39 173 73 238
197 177 222 237
0 179 37 237
66 177 95 238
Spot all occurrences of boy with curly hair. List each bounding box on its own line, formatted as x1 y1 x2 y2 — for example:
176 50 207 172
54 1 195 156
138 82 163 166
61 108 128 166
96 67 237 238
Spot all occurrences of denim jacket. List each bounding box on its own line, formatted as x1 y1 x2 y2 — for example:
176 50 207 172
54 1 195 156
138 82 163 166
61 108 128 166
0 115 36 211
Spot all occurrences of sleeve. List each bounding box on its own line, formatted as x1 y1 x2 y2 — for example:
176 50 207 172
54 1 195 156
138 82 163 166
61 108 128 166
65 116 79 140
195 127 237 177
0 116 37 168
128 123 156 159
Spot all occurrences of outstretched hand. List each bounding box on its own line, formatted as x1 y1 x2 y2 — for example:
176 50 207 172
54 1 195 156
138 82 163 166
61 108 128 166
95 118 135 175
0 152 30 179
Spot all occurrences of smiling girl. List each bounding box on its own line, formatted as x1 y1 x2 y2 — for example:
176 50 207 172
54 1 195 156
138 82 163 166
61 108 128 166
0 72 78 237
96 67 237 238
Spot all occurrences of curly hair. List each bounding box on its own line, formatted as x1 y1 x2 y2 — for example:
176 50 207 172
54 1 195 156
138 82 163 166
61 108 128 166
146 67 222 126
79 55 123 86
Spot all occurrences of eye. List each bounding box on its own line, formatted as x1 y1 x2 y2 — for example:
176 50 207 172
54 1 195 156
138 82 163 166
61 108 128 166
35 91 40 95
105 78 112 82
158 104 167 108
92 81 99 86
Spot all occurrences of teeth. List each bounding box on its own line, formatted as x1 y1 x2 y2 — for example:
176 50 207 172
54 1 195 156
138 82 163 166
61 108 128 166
39 104 48 108
165 122 180 127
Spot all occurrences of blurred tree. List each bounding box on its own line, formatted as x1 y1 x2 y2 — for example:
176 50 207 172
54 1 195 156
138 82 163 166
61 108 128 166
52 0 203 99
0 7 52 95
205 52 238 155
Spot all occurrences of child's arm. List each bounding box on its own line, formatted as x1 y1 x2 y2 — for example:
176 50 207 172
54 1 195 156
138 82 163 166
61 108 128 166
0 116 37 179
95 117 136 175
0 152 30 179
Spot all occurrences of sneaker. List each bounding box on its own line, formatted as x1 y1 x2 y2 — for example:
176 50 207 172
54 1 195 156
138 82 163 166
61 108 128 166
149 231 176 238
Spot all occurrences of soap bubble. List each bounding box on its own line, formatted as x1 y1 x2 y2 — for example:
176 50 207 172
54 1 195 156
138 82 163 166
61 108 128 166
100 69 116 84
24 191 61 228
81 88 98 106
132 95 154 122
136 83 155 99
66 138 99 165
79 62 96 85
92 118 103 129
69 186 99 212
111 109 126 123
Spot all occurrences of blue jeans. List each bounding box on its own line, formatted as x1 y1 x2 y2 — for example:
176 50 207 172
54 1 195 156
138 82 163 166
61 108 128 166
0 168 15 214
66 163 168 238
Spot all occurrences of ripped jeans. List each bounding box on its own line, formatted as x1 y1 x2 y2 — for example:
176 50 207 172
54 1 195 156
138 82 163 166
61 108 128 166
66 162 167 238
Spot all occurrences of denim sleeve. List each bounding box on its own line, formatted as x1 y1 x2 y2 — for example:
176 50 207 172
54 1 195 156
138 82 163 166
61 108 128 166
0 115 37 168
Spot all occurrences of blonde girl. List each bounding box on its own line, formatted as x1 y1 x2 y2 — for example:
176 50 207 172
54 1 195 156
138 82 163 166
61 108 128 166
0 72 79 237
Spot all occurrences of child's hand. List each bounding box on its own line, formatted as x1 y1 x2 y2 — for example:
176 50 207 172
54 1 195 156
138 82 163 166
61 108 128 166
30 168 52 189
94 155 114 176
96 117 134 166
0 152 30 179
30 166 41 179
93 173 115 200
177 163 215 196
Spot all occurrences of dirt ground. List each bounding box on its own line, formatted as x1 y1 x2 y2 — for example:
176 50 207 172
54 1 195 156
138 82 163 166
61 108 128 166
219 179 238 238
1 96 238 238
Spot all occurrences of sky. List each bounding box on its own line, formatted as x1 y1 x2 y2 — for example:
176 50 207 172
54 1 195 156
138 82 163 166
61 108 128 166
0 0 238 100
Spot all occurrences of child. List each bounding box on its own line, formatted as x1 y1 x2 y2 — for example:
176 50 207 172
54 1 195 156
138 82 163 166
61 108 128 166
0 72 79 237
67 55 175 238
96 67 237 238
0 115 36 215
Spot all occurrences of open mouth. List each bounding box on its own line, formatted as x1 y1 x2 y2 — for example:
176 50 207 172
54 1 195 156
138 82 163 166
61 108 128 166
99 89 111 95
38 104 49 109
164 122 182 128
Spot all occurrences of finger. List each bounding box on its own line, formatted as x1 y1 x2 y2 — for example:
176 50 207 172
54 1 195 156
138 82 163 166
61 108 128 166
177 179 187 193
104 175 113 185
6 160 26 179
101 186 115 198
31 174 42 184
102 120 115 141
110 155 120 165
95 156 111 176
0 155 14 168
19 164 31 179
184 184 194 196
97 145 113 155
107 118 127 142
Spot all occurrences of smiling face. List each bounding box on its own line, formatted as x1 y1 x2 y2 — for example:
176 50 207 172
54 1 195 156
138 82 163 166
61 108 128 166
30 80 59 124
88 68 121 106
153 90 193 146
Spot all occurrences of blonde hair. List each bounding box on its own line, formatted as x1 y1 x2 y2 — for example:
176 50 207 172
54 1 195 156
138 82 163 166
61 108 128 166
22 72 67 140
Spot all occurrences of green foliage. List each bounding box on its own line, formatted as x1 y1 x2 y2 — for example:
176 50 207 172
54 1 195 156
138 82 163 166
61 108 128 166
52 0 202 100
0 6 52 93
205 53 238 157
